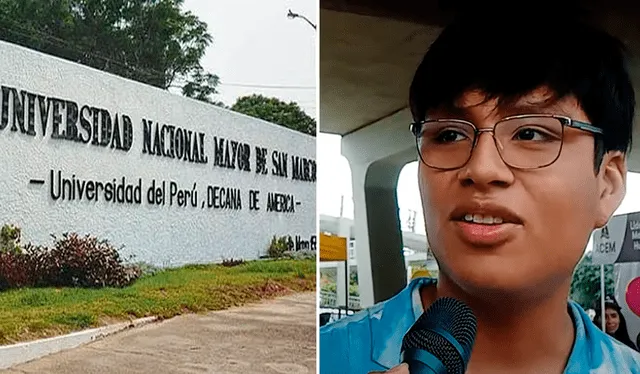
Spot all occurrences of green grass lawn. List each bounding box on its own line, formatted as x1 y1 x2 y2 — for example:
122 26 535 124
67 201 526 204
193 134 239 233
0 259 315 345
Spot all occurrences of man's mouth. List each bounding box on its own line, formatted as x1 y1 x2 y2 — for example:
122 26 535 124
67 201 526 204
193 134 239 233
450 202 523 226
462 213 504 225
450 203 523 246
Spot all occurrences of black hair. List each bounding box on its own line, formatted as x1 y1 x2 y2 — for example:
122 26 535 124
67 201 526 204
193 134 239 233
594 302 638 351
409 2 635 171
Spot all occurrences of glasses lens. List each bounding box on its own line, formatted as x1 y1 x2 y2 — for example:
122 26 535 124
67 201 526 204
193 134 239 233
495 116 563 168
416 120 475 169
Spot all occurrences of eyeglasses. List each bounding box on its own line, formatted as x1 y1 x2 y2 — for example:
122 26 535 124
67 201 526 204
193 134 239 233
409 114 603 170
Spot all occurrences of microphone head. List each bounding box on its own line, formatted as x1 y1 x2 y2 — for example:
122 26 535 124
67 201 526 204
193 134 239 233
401 297 477 374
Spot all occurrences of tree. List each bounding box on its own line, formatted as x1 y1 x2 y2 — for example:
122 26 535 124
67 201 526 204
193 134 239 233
181 67 220 103
231 94 316 136
570 252 615 310
0 0 219 103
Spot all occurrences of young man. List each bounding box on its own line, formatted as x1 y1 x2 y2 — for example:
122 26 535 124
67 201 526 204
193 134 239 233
320 5 640 374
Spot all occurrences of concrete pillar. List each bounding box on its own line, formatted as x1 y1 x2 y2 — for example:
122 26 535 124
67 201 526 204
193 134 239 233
336 261 347 308
341 108 417 307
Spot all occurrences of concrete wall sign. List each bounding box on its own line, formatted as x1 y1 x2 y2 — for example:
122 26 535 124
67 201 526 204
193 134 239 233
0 41 316 266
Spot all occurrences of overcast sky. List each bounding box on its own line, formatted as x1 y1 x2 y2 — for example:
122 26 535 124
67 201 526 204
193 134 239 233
182 0 317 118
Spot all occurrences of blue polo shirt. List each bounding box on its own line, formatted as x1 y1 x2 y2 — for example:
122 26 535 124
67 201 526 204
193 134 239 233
320 277 640 373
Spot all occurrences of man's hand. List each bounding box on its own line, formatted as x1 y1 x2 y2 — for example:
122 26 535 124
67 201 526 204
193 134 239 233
369 363 409 373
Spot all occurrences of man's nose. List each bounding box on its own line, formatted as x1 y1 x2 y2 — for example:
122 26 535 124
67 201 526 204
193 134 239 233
457 131 515 188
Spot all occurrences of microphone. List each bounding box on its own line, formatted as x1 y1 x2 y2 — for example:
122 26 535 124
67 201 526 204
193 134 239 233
400 297 477 374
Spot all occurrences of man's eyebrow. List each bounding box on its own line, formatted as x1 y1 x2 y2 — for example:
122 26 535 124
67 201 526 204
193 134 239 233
426 96 573 118
503 93 579 114
505 100 565 113
426 104 472 118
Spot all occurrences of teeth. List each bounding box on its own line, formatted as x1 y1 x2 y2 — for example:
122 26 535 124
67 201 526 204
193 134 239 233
463 214 503 225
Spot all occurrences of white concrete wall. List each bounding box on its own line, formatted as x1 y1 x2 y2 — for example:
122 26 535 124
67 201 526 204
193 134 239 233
0 41 316 267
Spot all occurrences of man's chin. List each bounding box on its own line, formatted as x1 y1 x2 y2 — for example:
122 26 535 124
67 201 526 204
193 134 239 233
443 267 549 301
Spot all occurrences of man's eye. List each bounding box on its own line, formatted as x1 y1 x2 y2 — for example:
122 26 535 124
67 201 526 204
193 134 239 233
434 130 467 143
513 127 555 141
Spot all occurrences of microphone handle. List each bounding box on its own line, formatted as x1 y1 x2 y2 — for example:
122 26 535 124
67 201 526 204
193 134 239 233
401 348 447 374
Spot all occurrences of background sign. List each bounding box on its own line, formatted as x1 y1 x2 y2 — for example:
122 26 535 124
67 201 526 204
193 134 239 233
592 212 640 265
626 277 640 318
615 264 640 348
319 233 347 261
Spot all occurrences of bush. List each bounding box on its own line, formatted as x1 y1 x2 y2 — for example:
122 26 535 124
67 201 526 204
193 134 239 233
42 233 141 288
570 253 615 310
0 227 141 291
321 283 336 294
0 224 22 254
0 251 32 289
283 249 316 261
267 235 293 258
320 282 359 297
222 258 245 267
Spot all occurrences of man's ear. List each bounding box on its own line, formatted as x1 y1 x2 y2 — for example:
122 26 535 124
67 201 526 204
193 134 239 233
595 151 627 229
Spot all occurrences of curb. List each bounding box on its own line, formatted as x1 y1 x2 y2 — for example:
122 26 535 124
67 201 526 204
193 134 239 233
0 316 159 370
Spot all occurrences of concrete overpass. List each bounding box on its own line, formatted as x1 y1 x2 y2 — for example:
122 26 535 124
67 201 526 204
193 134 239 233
319 214 431 254
320 0 640 307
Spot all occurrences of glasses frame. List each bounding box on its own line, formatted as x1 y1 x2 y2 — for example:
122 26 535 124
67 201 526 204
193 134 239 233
409 114 603 171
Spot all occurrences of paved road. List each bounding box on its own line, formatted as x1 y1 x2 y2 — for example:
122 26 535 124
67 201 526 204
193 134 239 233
3 292 316 374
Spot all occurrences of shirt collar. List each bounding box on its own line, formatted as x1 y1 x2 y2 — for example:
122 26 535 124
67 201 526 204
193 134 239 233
368 278 597 371
370 277 435 369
